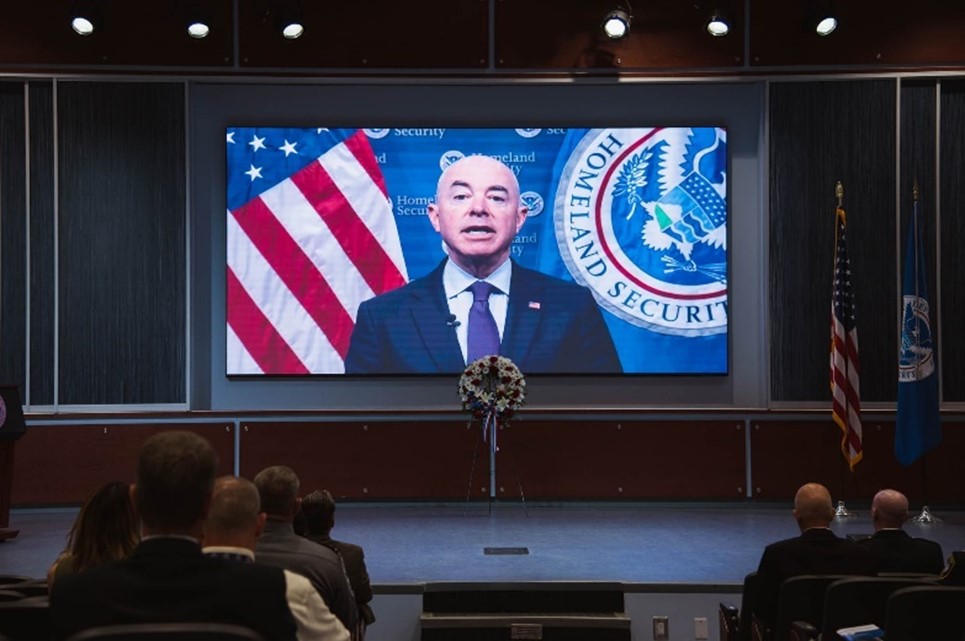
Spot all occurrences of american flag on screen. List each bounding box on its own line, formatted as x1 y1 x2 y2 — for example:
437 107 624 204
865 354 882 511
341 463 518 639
829 204 862 470
226 128 408 374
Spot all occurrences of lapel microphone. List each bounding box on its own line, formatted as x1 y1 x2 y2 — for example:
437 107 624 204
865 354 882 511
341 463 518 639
446 314 461 327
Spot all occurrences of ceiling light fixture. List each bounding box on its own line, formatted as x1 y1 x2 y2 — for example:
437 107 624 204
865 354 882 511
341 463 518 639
187 20 210 39
70 0 100 36
705 10 730 37
602 7 631 40
809 0 838 36
275 1 305 39
814 14 838 36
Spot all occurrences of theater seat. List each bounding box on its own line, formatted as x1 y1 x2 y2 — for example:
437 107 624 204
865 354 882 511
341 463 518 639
884 585 965 641
820 576 936 640
772 575 853 641
65 622 267 641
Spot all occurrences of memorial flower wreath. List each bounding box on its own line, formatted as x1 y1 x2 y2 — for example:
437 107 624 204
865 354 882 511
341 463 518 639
459 355 526 422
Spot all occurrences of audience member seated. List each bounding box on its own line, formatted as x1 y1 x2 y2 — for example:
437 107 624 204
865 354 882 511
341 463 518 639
47 480 139 587
300 490 375 633
254 466 359 634
752 483 877 636
202 476 350 641
49 431 298 641
857 489 943 575
939 551 965 586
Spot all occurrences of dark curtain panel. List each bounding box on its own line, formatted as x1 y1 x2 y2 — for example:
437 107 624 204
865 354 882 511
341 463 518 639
940 79 965 402
28 81 54 406
899 80 939 405
57 82 186 405
769 79 897 403
0 82 26 396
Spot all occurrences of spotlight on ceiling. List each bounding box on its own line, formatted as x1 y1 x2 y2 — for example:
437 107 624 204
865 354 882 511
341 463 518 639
70 1 100 36
274 1 305 39
186 20 210 39
281 20 304 39
809 0 838 36
814 14 838 36
602 8 631 40
705 10 730 37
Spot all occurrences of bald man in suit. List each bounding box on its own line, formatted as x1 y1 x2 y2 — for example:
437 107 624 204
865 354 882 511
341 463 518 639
858 488 943 574
345 155 621 375
752 483 878 633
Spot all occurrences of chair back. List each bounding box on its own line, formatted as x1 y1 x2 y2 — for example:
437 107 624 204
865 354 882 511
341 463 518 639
0 595 51 641
773 575 852 641
3 580 47 598
65 622 267 641
0 575 34 588
737 571 760 641
884 585 965 641
719 602 739 641
821 576 936 640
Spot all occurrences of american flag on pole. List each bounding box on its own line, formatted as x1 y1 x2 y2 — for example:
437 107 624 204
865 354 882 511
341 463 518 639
226 128 408 374
830 203 862 470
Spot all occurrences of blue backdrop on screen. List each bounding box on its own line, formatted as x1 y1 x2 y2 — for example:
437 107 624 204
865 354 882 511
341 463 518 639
226 126 728 375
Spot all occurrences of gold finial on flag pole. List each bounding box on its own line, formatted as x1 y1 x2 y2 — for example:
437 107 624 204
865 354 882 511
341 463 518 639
835 181 844 208
913 178 919 202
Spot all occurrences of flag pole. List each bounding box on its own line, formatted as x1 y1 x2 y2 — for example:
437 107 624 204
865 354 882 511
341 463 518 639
833 181 855 518
910 179 940 524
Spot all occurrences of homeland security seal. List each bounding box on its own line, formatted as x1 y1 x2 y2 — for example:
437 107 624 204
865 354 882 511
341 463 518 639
899 295 935 382
554 127 728 336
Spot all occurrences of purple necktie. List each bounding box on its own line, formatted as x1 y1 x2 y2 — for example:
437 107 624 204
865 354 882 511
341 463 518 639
467 281 500 363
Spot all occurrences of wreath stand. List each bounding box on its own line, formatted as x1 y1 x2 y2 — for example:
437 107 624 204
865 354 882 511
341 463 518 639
465 406 527 516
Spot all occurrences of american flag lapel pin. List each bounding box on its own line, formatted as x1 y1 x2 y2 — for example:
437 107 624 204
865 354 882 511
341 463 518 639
528 301 541 310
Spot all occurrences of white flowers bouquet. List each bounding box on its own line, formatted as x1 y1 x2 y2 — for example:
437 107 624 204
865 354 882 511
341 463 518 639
458 355 526 420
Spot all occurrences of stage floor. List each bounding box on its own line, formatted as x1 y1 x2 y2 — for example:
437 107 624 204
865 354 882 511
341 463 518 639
4 502 965 586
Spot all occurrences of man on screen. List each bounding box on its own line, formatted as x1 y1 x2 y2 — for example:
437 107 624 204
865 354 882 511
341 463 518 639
344 155 621 375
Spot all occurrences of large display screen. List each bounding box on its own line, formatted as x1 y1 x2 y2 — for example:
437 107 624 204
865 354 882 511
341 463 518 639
226 127 728 376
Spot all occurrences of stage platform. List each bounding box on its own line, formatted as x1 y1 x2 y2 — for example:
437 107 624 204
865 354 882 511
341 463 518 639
3 503 964 641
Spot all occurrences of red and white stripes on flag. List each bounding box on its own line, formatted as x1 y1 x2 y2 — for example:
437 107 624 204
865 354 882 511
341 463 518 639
227 131 408 374
830 205 862 470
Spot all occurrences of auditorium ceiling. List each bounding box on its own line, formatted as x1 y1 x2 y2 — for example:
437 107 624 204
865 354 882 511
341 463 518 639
1 0 964 77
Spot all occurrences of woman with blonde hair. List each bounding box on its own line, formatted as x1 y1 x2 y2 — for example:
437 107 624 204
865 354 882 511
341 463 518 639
47 480 139 585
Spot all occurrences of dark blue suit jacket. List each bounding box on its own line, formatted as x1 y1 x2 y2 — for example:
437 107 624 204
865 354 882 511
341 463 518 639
50 537 297 641
345 260 622 374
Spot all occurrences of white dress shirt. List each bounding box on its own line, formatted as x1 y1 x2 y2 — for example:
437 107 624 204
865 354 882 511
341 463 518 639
442 258 512 363
203 545 350 641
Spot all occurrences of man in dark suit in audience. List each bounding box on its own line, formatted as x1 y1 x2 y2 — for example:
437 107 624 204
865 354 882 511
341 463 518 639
50 431 297 641
752 482 878 633
202 476 350 641
254 465 359 634
301 489 375 634
858 488 943 574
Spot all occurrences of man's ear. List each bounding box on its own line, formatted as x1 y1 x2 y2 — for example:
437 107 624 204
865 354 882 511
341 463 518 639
129 483 137 504
428 203 441 232
515 206 528 233
294 496 302 514
255 512 267 538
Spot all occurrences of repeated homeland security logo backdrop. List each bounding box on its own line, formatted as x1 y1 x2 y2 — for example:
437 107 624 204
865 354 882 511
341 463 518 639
227 126 728 375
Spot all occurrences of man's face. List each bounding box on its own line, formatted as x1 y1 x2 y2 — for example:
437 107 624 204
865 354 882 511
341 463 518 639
428 156 527 277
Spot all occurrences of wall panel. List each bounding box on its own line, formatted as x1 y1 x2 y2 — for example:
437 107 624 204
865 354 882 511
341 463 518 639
57 82 186 405
0 82 26 395
238 421 485 500
769 80 897 403
751 420 965 503
497 420 747 500
10 423 234 505
28 81 55 406
940 79 965 402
